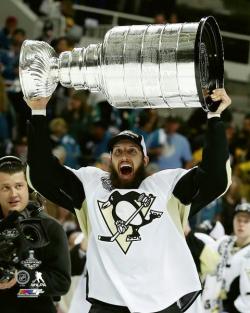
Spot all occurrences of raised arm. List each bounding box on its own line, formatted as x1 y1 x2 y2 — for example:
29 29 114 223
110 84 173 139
26 97 85 213
173 89 232 216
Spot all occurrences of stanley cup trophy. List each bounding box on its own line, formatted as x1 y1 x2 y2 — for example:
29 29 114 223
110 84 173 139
19 16 223 112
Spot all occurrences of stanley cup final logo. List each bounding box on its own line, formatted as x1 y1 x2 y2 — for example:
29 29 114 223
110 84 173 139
21 250 41 270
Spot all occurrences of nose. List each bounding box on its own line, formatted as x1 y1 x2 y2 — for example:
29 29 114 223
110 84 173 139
10 187 18 197
121 153 129 161
237 221 245 228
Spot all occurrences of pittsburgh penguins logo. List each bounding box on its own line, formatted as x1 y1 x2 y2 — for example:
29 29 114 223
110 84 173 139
98 191 162 253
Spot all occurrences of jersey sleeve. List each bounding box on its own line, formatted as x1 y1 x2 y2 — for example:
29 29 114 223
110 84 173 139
173 117 231 216
27 115 85 212
150 168 191 232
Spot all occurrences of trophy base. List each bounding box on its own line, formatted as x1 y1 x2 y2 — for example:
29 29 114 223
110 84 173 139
195 16 224 112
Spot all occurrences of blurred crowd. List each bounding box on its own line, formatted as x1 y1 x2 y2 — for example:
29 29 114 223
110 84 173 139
1 1 250 312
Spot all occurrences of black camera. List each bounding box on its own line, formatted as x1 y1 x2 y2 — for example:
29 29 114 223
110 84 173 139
0 206 49 282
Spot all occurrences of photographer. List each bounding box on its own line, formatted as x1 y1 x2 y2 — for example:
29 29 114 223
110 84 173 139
0 156 71 313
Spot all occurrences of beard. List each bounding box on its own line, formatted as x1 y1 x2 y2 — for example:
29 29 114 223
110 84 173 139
110 162 147 189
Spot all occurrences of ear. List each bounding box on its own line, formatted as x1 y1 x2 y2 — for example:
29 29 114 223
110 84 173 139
143 156 149 167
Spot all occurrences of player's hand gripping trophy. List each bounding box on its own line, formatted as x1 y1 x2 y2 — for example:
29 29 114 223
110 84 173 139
19 16 224 112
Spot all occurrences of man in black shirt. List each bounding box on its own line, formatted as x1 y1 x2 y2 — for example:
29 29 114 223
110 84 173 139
0 156 71 313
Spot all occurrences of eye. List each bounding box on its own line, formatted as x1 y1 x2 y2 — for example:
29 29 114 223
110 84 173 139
127 148 138 156
113 148 122 157
1 186 9 192
16 183 24 189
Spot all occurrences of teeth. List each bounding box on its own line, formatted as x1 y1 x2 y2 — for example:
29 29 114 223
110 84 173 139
120 164 132 169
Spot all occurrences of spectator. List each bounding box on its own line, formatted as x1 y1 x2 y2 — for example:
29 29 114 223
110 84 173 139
61 90 91 142
37 19 55 44
39 0 67 36
52 36 74 55
153 12 167 24
95 152 111 172
132 109 158 142
12 136 28 162
169 12 178 23
0 75 15 156
190 198 223 229
80 119 113 165
147 116 194 169
65 17 83 43
0 16 17 50
202 203 250 313
45 199 79 246
49 117 82 169
235 114 250 154
2 28 28 138
220 175 243 235
1 28 26 87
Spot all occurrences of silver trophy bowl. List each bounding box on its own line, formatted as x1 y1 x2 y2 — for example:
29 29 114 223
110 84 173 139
19 41 59 100
19 16 223 112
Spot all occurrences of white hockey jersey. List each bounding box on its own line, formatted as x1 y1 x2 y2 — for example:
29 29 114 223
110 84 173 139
70 166 201 313
202 236 250 313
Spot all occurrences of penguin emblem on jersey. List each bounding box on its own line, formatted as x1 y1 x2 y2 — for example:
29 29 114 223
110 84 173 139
98 191 162 253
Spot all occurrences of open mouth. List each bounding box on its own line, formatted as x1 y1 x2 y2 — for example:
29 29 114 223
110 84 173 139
120 164 133 176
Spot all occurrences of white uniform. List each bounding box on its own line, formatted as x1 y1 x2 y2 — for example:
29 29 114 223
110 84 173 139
68 274 91 313
202 236 250 313
185 296 205 313
70 166 201 313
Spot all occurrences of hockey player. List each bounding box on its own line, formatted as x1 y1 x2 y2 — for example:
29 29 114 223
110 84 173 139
202 203 250 313
25 89 231 313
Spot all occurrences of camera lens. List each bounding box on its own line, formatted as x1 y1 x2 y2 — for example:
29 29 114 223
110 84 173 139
19 219 49 248
22 224 42 244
